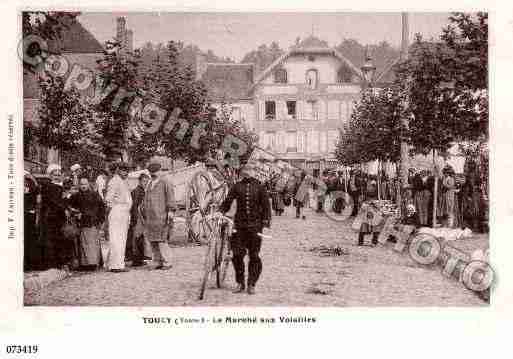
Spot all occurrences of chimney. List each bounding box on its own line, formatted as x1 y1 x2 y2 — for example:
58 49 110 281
127 30 133 53
401 12 409 60
195 54 208 81
116 17 126 48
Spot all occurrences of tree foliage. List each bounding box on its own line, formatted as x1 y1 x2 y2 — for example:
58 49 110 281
335 87 405 166
131 41 257 164
241 41 285 74
33 74 100 153
394 12 488 157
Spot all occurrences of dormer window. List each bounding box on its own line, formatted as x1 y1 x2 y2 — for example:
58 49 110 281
306 69 318 89
337 65 353 83
274 68 287 83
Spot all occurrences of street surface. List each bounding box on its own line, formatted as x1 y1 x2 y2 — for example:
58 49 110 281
25 207 485 306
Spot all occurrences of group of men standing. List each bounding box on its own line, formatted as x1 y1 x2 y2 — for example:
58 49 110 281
104 162 176 272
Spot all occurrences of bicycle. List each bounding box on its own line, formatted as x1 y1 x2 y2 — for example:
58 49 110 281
198 212 235 300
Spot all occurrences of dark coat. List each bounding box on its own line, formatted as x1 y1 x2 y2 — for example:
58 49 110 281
69 189 105 228
221 177 271 231
130 185 145 228
40 182 67 225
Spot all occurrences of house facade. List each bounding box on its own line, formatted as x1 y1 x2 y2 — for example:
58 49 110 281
199 36 369 175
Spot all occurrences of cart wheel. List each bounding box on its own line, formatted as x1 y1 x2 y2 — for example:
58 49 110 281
186 171 216 244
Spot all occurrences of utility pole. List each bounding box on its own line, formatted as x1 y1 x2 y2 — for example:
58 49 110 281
397 12 409 215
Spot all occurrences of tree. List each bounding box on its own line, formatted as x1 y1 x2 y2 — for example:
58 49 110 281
22 11 80 39
440 12 488 142
241 42 285 74
133 40 258 165
22 12 80 73
92 40 140 162
395 33 478 225
335 86 406 198
31 74 100 154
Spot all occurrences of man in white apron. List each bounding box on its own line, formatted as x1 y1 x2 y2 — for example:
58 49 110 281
105 162 132 272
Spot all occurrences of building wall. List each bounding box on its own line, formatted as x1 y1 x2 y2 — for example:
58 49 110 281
211 101 256 131
261 54 354 85
253 53 361 159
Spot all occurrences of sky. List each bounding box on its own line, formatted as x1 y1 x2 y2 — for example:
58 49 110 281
79 12 451 62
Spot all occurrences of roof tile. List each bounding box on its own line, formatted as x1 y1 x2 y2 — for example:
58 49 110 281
201 63 254 102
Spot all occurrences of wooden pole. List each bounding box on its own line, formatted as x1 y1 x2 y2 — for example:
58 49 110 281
377 160 381 200
432 149 438 227
398 12 410 216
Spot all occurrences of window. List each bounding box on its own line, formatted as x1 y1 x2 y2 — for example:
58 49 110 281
306 69 318 89
265 101 276 120
337 65 352 83
305 100 318 120
274 68 287 83
286 131 297 153
286 101 296 119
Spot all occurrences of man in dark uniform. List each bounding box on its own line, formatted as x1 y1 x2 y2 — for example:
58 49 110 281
220 163 271 295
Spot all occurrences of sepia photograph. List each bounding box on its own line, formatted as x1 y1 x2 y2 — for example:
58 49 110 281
20 11 490 307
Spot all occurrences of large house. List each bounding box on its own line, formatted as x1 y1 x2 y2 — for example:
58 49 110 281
199 36 395 175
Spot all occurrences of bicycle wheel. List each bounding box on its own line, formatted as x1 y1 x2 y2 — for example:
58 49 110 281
198 238 214 300
216 225 231 288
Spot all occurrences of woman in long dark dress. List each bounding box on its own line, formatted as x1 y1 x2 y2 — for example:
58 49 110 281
39 164 72 270
69 177 106 270
24 172 41 271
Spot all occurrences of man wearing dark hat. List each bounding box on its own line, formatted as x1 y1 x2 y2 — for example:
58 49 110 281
220 162 271 295
142 163 176 270
105 162 132 272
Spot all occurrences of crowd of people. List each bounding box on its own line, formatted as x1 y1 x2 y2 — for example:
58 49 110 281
24 161 177 272
263 163 487 233
24 157 487 275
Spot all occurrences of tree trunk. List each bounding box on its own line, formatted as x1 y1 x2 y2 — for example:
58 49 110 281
344 166 348 193
377 160 381 200
432 149 438 228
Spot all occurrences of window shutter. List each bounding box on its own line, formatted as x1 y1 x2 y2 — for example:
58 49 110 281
328 100 340 120
340 101 348 122
297 131 305 153
318 100 326 121
278 101 288 121
259 101 265 121
259 131 266 148
297 100 304 120
277 131 286 153
310 130 319 153
319 131 327 153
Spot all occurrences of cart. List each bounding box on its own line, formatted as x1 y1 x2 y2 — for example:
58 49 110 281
128 163 230 244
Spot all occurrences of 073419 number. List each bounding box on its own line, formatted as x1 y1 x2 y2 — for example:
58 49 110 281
6 345 38 354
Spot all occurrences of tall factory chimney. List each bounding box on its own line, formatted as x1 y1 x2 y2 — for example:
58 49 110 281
116 17 126 48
